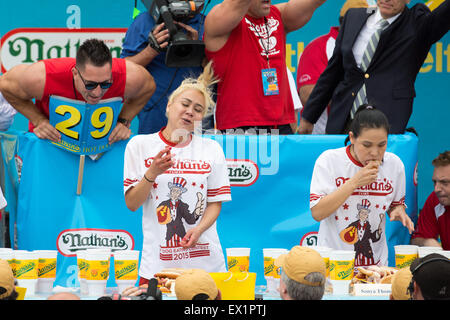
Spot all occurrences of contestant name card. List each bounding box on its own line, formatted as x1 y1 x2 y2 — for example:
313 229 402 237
352 283 392 296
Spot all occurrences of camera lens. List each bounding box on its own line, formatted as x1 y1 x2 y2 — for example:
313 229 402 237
174 44 193 58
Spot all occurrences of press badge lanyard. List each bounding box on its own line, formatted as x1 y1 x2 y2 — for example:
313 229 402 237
250 17 279 96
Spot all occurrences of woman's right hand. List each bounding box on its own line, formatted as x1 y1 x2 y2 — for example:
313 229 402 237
145 146 174 181
121 284 148 297
350 160 380 188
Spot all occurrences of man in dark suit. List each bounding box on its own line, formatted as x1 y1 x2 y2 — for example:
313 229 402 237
298 0 450 134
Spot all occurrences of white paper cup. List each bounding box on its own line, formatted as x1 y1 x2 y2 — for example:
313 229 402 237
309 246 333 293
13 250 39 296
34 250 58 293
86 280 107 297
309 246 332 276
394 245 418 268
226 248 250 272
36 279 54 293
329 250 355 295
0 249 13 261
76 251 88 296
262 248 288 294
16 279 38 297
113 250 140 293
330 280 351 295
84 250 110 297
418 246 443 258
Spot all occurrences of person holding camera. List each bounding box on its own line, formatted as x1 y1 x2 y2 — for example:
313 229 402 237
203 0 326 134
121 5 205 134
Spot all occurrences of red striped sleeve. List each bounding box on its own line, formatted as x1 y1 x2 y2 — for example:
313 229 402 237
124 178 139 187
207 186 231 197
310 194 323 202
389 196 406 210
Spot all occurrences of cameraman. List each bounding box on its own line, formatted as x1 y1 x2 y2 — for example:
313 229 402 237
121 6 205 134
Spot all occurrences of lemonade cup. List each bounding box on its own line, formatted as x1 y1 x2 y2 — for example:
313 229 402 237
226 248 250 272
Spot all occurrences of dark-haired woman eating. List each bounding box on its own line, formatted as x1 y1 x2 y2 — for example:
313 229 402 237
309 105 414 267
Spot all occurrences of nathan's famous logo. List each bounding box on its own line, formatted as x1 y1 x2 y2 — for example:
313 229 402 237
144 157 211 174
56 228 134 257
335 261 353 278
335 177 393 196
226 159 259 187
264 258 275 276
300 232 318 247
227 258 238 269
329 262 335 274
15 261 37 278
396 254 416 269
38 260 57 277
0 28 127 73
115 262 137 279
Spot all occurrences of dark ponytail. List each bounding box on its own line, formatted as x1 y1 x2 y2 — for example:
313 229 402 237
344 104 390 145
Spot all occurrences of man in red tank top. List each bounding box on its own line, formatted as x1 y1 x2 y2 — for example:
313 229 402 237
204 0 327 134
0 39 155 144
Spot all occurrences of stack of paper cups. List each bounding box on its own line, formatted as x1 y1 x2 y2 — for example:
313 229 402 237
113 250 140 293
329 250 355 295
262 248 287 295
13 250 39 296
84 249 111 297
77 250 88 295
418 246 443 258
394 245 418 268
35 250 57 293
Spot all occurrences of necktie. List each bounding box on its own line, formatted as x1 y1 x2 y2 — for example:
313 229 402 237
350 19 389 119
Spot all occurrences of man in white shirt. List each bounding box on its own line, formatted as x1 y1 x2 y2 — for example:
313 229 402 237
298 0 450 134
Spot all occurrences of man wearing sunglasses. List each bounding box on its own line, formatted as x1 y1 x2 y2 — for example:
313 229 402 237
0 39 156 144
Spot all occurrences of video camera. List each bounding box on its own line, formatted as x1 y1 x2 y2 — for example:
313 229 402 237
141 0 205 68
97 278 163 301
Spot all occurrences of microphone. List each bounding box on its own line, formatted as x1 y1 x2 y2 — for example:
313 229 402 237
145 278 163 300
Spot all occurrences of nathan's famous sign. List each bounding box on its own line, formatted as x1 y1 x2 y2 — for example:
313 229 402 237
0 28 126 73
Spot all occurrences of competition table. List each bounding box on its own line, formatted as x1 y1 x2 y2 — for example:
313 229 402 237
23 285 389 300
0 131 418 288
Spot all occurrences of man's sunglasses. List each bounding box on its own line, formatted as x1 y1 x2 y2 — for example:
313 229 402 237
75 67 113 90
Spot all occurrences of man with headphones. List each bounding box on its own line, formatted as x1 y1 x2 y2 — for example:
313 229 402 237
407 253 450 300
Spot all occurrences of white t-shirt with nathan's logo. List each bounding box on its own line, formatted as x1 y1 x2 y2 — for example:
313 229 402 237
123 131 231 280
310 145 406 267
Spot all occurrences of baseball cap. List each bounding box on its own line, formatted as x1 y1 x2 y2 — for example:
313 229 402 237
410 253 450 300
340 0 369 17
0 259 15 299
274 246 326 287
391 267 413 300
175 269 219 300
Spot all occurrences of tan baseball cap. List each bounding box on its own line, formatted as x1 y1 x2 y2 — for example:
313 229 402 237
391 267 413 300
340 0 369 17
275 246 326 287
175 269 219 300
0 259 14 299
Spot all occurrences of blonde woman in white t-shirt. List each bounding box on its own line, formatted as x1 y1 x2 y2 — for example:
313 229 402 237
123 62 231 288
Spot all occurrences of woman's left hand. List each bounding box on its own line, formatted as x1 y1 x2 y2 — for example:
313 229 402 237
388 205 415 234
180 227 202 249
